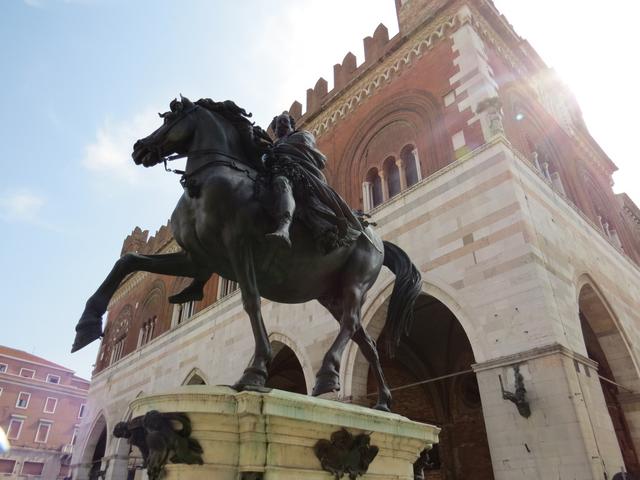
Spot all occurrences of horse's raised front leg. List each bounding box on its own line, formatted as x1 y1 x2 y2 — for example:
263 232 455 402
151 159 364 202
228 242 272 391
313 287 365 397
72 251 205 353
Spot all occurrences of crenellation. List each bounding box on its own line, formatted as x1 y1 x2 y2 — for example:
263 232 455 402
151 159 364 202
333 51 357 91
305 77 328 115
120 221 172 256
120 226 149 256
363 23 390 64
301 22 397 120
288 100 303 121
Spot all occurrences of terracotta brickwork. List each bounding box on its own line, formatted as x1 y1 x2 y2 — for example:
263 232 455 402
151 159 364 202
74 1 640 479
0 346 89 479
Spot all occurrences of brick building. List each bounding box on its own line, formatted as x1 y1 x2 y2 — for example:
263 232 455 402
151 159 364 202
0 346 89 479
72 1 640 479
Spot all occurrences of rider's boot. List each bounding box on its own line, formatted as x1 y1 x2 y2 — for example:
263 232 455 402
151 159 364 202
168 278 207 304
266 212 293 248
265 176 295 249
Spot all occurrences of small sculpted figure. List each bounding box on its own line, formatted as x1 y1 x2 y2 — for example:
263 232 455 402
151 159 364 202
113 411 203 480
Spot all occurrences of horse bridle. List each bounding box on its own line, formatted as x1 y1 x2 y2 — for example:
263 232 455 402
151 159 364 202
140 103 257 182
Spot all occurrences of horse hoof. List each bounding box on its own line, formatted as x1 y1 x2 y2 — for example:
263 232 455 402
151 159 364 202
232 367 267 392
373 401 391 412
312 373 340 396
71 322 103 353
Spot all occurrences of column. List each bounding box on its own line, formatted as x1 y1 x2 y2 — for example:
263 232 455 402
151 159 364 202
395 158 408 190
413 148 422 181
379 171 389 202
362 181 372 211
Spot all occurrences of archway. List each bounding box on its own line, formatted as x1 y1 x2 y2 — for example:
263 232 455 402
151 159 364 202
89 428 106 479
365 293 493 479
81 414 107 480
265 342 307 394
579 282 640 476
75 414 108 480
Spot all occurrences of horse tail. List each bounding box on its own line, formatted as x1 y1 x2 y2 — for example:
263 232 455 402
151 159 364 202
382 241 422 357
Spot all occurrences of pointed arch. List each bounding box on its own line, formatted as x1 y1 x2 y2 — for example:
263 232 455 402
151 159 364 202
342 275 482 400
576 273 640 474
342 276 492 478
576 273 640 387
182 367 208 385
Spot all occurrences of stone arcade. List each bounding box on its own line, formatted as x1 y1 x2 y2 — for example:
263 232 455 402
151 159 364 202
71 1 640 478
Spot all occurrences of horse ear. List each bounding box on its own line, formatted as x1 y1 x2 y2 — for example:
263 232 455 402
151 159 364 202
180 94 194 109
170 98 180 113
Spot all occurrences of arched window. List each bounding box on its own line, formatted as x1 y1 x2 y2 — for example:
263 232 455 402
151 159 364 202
401 144 421 187
107 306 133 366
138 316 157 347
364 168 383 210
383 156 401 198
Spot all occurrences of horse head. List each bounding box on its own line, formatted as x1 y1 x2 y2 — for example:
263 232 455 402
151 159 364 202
132 95 199 168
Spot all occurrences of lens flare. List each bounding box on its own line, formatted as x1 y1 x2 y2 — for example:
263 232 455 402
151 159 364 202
0 427 10 453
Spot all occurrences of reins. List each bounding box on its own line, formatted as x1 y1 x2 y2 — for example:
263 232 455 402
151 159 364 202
162 148 258 185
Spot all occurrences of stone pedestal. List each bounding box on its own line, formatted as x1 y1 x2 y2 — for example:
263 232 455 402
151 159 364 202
129 386 439 479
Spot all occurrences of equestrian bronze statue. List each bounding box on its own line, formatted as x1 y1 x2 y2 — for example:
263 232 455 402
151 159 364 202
72 96 421 411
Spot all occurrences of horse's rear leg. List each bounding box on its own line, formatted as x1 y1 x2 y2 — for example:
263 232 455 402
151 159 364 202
72 251 205 352
352 328 392 411
317 298 392 411
313 287 364 396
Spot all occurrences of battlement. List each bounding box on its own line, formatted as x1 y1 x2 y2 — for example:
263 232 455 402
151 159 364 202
120 221 173 256
286 20 401 127
283 0 548 131
282 0 459 125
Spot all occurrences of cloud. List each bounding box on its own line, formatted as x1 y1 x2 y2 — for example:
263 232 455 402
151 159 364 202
82 109 161 185
0 190 46 224
23 0 44 7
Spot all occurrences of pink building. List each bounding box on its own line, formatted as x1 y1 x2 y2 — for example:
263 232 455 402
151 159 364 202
0 346 89 479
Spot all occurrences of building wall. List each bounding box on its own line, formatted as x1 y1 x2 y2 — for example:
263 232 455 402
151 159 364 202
0 347 89 479
72 1 640 479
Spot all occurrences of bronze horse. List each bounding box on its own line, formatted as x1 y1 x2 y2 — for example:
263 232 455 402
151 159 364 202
72 96 421 411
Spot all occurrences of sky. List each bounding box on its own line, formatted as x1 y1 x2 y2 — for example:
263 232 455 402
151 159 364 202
1 0 638 379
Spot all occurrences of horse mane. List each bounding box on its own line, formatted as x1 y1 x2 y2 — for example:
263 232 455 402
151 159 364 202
195 98 272 169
